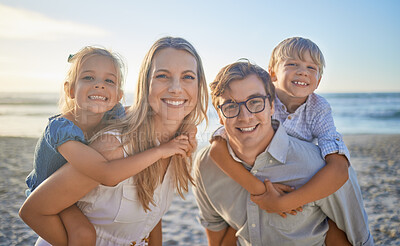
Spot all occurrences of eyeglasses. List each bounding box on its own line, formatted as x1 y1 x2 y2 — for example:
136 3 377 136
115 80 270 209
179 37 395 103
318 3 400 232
218 95 270 119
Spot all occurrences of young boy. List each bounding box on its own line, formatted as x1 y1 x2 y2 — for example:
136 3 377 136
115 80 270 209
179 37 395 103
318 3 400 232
210 37 350 215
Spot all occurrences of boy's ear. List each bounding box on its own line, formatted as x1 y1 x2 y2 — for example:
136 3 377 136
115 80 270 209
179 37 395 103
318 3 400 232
316 76 322 89
269 68 277 82
64 81 75 99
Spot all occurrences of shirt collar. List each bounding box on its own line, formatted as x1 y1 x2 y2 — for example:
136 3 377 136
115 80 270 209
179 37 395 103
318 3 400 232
226 119 290 166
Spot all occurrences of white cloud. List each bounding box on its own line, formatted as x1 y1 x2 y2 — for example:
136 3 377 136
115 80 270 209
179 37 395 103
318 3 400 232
0 4 109 41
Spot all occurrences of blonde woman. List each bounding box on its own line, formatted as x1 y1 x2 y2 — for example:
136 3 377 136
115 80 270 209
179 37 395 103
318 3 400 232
19 36 208 246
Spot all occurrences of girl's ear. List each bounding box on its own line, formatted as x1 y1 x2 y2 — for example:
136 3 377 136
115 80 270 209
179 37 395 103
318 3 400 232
64 81 75 99
118 90 124 102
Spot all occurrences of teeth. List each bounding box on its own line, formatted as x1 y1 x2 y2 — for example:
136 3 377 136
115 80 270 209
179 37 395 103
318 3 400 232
293 81 308 86
89 95 107 101
165 100 185 106
240 126 256 132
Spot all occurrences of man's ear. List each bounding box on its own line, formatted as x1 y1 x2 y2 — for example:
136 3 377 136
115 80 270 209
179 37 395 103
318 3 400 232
217 109 225 126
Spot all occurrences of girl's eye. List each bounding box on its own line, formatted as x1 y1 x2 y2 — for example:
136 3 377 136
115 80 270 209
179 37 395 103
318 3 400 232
83 76 94 81
105 79 115 84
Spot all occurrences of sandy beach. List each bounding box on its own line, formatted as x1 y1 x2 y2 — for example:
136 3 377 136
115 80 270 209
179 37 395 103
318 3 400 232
0 135 399 245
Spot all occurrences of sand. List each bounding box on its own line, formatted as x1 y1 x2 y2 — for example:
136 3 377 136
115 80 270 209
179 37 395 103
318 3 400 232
0 135 399 245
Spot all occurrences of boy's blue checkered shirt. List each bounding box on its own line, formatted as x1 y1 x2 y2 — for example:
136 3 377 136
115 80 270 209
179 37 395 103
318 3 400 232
272 93 350 160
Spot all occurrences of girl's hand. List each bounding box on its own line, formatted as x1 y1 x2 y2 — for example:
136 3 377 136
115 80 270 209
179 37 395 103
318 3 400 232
158 135 190 159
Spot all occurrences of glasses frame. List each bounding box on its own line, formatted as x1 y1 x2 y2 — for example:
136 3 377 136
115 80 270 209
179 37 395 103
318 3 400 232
218 95 270 119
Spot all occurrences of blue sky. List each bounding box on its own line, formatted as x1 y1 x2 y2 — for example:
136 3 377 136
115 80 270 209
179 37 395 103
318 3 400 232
1 0 399 93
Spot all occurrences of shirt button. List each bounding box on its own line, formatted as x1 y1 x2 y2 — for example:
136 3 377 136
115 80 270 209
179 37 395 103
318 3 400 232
252 224 256 228
269 159 273 163
336 138 340 141
252 170 258 174
288 115 292 120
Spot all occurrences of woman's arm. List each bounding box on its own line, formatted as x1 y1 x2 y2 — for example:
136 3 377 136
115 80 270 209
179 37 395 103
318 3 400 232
148 220 162 246
19 134 124 245
58 134 190 186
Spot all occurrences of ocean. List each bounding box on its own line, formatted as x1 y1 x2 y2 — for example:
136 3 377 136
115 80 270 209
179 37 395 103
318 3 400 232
0 92 399 141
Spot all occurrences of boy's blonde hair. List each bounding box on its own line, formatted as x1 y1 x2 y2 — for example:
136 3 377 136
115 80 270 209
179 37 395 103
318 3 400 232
100 37 208 211
210 60 275 110
268 37 325 79
59 46 125 114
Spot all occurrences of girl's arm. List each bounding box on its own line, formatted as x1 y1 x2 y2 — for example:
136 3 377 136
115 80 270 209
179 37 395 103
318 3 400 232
58 134 190 186
19 134 124 245
250 153 349 213
209 137 266 196
220 226 237 246
148 220 162 246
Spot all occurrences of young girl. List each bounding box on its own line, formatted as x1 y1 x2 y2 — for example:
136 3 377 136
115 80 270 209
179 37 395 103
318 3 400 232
20 37 208 246
22 46 195 246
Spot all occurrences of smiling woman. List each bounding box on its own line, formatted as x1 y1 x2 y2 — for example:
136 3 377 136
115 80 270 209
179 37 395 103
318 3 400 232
19 37 209 246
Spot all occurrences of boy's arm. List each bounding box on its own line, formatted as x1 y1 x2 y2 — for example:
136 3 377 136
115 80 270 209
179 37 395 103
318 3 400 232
251 154 349 213
58 134 190 186
210 138 266 195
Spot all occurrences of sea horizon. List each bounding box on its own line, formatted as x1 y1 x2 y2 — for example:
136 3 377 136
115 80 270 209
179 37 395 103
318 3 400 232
0 91 399 140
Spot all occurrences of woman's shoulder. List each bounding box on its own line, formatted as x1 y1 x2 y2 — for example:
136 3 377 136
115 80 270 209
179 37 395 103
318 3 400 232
90 131 125 160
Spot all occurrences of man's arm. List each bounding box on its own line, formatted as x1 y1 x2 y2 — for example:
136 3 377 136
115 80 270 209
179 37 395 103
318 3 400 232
317 167 374 246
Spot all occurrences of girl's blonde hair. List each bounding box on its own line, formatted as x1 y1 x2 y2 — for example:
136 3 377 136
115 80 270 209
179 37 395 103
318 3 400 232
59 46 125 114
103 37 208 211
268 37 325 79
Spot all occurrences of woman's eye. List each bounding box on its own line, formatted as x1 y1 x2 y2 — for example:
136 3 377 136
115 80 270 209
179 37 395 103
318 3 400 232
286 63 296 66
155 74 167 79
183 75 195 80
105 79 115 84
308 66 317 71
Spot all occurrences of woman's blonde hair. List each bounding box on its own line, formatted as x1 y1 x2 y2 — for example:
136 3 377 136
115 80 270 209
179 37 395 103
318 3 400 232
268 37 325 79
59 46 125 114
104 37 208 211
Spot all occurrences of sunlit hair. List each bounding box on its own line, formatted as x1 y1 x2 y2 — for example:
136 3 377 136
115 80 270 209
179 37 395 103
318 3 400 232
268 37 325 79
210 59 275 110
97 37 208 211
59 46 125 114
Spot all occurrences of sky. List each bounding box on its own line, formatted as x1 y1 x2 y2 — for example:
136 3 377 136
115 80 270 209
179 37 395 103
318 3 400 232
1 0 399 94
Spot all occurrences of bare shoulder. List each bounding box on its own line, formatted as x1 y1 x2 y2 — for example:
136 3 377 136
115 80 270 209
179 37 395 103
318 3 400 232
90 133 124 160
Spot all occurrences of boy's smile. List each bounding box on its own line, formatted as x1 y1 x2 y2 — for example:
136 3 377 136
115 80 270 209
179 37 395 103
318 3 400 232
271 51 321 109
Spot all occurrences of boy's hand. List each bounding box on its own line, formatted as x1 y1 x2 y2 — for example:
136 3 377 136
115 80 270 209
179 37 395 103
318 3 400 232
158 135 190 159
185 125 198 157
250 179 302 217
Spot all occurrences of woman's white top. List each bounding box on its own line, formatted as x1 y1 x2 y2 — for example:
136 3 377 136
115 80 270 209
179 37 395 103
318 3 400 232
77 132 175 246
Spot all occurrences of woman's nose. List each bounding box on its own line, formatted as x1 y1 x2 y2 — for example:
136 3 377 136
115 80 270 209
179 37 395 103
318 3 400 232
168 77 183 93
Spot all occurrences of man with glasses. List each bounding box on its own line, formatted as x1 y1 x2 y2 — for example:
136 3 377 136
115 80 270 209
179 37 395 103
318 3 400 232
192 61 373 245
